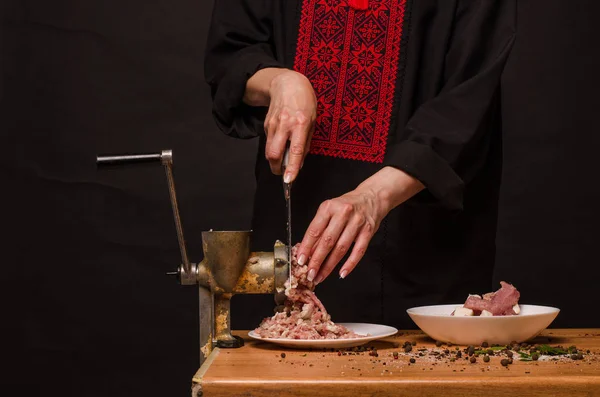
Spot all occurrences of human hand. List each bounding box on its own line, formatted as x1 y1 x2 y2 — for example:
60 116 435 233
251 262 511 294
296 167 425 284
263 70 316 182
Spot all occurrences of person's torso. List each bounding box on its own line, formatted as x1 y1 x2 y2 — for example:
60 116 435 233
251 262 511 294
232 0 501 329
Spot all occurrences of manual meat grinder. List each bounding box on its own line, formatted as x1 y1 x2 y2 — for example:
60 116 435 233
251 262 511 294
96 150 289 367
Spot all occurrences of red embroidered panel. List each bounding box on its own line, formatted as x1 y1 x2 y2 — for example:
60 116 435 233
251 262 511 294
294 0 407 163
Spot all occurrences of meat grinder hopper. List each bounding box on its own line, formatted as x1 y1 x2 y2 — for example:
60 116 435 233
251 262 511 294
96 150 290 367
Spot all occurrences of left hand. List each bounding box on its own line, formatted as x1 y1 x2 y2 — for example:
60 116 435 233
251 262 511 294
296 167 425 284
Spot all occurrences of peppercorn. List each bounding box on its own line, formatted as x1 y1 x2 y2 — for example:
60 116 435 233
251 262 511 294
467 346 475 356
444 349 450 354
577 353 584 360
404 345 412 353
506 351 514 358
508 358 513 364
456 351 462 358
412 341 417 346
392 342 400 348
470 356 476 364
410 358 416 364
501 359 509 366
281 353 286 358
436 341 443 347
532 353 540 361
587 350 591 354
483 355 490 363
570 354 578 360
487 349 494 355
482 341 489 348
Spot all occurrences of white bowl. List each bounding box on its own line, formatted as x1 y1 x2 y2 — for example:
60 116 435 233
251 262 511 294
406 304 560 346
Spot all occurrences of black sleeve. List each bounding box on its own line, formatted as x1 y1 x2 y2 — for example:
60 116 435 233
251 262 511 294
384 0 516 210
203 0 285 139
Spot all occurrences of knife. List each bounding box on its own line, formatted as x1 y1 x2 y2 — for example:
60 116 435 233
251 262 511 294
282 144 292 282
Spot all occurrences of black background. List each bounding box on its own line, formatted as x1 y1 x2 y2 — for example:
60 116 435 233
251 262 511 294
2 1 600 396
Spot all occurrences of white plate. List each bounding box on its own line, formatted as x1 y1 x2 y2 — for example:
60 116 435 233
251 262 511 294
407 304 560 346
247 323 398 349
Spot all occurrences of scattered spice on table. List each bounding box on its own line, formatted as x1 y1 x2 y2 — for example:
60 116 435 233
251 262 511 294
467 346 475 356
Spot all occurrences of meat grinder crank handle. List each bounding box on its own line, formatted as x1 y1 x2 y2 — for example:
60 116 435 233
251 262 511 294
96 150 197 285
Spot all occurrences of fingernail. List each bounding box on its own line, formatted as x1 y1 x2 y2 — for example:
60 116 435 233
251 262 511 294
284 173 291 184
339 270 348 279
298 254 306 266
314 275 324 285
307 268 316 282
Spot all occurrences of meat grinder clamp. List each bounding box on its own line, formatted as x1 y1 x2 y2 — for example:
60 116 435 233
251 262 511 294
96 150 290 367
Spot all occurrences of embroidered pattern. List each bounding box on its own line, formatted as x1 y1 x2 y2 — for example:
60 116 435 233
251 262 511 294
294 0 407 163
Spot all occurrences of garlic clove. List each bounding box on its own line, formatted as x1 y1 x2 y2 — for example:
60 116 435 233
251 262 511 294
453 307 475 316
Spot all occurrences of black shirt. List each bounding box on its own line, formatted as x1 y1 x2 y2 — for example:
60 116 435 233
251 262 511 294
205 0 516 329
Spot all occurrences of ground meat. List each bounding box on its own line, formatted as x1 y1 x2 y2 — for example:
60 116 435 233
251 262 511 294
463 282 520 316
254 245 361 339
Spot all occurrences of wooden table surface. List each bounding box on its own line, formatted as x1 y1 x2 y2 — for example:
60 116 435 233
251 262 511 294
192 329 600 396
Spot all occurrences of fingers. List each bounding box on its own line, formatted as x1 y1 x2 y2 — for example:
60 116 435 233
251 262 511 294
284 113 310 183
313 213 364 284
338 221 374 279
297 200 333 275
305 202 353 283
265 111 290 175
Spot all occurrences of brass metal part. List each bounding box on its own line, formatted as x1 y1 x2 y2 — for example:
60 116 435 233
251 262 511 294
200 231 251 291
232 252 275 294
199 286 213 365
195 232 290 355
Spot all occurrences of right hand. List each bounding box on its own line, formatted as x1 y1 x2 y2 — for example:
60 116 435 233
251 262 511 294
264 70 316 183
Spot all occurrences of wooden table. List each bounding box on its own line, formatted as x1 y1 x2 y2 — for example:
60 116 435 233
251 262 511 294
192 329 600 396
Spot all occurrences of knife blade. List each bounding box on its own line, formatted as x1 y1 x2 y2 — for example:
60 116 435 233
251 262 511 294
282 145 292 282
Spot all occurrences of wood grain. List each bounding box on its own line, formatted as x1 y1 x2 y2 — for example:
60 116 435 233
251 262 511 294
193 329 600 396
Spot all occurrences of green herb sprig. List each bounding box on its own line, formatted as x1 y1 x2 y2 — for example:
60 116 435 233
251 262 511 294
535 345 569 356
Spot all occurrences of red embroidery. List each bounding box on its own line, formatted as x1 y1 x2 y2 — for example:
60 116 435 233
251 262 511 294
348 0 369 10
294 0 406 163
